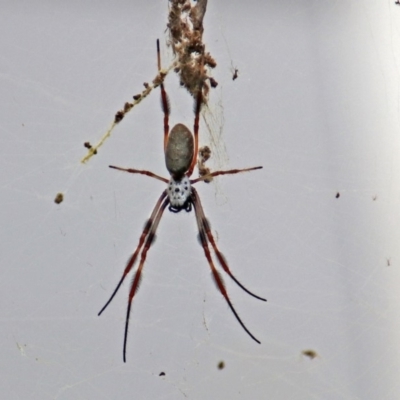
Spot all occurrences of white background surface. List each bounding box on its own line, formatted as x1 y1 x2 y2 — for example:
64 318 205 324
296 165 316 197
2 1 400 399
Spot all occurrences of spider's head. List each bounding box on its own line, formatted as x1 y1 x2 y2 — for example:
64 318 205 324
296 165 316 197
167 176 192 211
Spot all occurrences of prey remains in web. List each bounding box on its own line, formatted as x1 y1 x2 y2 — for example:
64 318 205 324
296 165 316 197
81 0 217 164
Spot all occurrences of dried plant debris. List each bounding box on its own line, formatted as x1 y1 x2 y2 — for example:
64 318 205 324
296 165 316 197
168 0 217 100
84 142 97 155
54 193 64 204
302 349 318 360
81 69 172 163
197 145 212 182
217 360 225 370
82 0 217 164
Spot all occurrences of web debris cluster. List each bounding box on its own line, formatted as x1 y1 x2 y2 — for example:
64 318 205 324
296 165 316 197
81 0 217 164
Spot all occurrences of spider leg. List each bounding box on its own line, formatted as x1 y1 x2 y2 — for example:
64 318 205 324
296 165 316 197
187 90 203 177
98 191 168 317
157 39 170 152
190 166 263 184
123 196 169 362
109 165 169 183
191 188 266 302
191 189 261 344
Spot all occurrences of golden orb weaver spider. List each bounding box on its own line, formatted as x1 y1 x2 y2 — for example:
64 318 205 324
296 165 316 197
98 40 265 362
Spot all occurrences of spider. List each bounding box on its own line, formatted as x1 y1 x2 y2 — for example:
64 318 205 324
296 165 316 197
98 40 266 362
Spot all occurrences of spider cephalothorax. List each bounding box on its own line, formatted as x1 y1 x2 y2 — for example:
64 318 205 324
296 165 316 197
167 176 192 212
99 40 265 362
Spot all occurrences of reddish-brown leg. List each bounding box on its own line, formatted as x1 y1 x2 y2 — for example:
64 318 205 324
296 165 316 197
191 188 266 301
109 165 169 183
187 90 203 177
190 166 263 184
191 188 261 344
157 39 170 152
98 190 167 317
123 197 169 362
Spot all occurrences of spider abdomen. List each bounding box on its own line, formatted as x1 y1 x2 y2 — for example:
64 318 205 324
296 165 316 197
165 123 194 179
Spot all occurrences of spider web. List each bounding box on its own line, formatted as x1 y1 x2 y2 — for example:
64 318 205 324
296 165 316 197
2 1 400 399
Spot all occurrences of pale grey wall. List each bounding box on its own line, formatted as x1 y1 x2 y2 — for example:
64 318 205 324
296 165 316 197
1 1 400 399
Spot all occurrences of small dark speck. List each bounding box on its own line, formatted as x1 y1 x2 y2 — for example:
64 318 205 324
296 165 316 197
54 192 64 204
159 372 166 376
184 186 188 190
302 349 318 359
217 361 225 370
175 188 180 193
232 68 239 80
335 192 340 199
